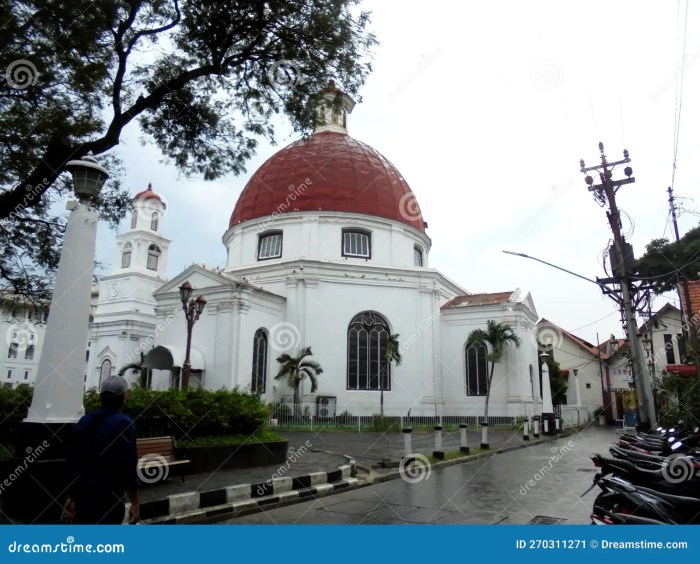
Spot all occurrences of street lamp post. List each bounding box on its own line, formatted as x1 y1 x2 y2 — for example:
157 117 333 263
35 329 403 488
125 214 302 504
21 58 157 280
7 153 109 522
179 281 206 389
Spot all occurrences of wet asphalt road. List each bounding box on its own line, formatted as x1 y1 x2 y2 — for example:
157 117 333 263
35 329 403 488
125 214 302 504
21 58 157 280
220 426 618 525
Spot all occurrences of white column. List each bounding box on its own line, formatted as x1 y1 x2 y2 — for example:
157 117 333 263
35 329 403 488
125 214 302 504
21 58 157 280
572 368 582 406
25 201 98 423
541 362 554 413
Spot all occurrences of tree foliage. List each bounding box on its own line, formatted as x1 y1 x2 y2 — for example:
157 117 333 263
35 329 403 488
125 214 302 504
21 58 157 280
466 320 521 444
635 223 700 294
545 357 568 406
274 346 324 407
0 0 376 302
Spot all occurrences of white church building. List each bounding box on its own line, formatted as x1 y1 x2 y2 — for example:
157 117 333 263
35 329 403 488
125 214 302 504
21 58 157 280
86 84 546 420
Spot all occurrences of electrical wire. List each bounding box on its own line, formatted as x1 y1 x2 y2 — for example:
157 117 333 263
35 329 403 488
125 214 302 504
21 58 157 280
570 309 620 332
671 0 690 191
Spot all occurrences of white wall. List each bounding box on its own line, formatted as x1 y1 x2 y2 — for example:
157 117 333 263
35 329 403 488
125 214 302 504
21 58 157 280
223 212 431 271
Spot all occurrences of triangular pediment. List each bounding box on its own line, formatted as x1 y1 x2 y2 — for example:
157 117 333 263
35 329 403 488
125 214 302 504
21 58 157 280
519 290 538 319
96 345 116 360
154 264 243 296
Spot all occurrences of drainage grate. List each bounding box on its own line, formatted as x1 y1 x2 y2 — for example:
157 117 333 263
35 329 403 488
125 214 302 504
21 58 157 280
577 468 597 472
528 515 567 525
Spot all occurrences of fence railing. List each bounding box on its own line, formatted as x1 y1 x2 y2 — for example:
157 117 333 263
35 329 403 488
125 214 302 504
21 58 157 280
555 405 589 429
267 402 517 432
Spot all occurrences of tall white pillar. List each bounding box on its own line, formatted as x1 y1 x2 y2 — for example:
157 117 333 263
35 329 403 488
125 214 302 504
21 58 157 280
25 201 98 422
572 368 582 406
541 362 554 413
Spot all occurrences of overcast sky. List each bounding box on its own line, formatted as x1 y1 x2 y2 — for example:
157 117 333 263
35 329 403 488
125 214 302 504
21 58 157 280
93 0 700 346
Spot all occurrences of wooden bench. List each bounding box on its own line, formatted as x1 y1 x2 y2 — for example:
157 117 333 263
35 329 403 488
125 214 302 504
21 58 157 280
136 436 190 484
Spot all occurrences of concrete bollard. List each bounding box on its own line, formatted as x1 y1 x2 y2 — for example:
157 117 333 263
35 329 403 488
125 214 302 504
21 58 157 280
523 418 530 441
544 418 549 435
481 422 489 449
433 425 444 459
555 417 560 434
533 417 540 439
402 427 413 459
459 423 470 453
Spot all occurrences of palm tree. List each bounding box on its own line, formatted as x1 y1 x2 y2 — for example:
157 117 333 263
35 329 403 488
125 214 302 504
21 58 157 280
381 333 402 417
466 320 521 448
274 347 324 415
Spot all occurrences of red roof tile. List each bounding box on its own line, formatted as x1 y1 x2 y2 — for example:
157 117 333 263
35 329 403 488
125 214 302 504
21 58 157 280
441 291 515 309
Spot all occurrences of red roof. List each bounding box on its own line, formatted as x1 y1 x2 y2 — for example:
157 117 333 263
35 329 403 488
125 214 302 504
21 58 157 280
441 291 514 309
133 183 164 206
684 280 700 316
229 132 425 232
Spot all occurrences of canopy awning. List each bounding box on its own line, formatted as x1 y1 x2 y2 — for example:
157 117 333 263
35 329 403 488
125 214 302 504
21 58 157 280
143 345 205 371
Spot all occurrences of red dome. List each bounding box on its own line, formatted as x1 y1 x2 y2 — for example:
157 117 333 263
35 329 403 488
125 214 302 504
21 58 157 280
133 183 165 207
229 132 425 232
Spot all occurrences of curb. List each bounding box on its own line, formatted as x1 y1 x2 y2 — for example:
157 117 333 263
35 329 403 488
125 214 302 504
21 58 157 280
367 435 559 484
141 433 571 523
138 458 356 523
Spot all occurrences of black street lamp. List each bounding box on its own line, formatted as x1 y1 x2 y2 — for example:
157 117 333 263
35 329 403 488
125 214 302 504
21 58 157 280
179 281 206 389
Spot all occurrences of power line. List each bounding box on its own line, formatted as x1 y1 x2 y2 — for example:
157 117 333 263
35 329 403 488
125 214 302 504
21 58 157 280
671 0 690 190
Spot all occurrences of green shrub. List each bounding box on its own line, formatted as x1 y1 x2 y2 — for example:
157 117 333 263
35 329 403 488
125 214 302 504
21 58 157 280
371 414 400 433
84 386 270 440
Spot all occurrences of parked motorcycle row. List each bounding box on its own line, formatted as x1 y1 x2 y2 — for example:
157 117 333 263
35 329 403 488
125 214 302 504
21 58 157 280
584 423 700 524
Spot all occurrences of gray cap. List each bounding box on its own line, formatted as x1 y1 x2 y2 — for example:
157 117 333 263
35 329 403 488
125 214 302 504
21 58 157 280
100 376 129 396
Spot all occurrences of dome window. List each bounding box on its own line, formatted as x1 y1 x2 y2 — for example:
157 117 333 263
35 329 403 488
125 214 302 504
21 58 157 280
130 210 137 229
121 242 132 269
258 232 282 260
342 230 371 259
150 212 159 231
147 244 161 271
414 246 423 267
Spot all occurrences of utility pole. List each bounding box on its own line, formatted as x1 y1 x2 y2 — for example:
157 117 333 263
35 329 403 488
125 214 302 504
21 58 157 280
580 143 656 429
667 186 699 375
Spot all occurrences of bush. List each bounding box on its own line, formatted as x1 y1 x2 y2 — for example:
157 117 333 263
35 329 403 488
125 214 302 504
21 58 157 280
656 373 700 426
371 414 400 433
85 386 270 440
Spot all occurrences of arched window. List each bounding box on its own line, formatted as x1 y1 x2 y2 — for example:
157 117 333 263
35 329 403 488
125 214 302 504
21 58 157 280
251 329 268 392
414 246 423 267
130 210 137 229
347 311 390 391
99 359 112 388
121 242 132 268
147 244 160 271
151 212 158 231
466 344 488 396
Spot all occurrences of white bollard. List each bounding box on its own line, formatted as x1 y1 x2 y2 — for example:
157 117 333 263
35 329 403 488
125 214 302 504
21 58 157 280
523 418 530 441
533 417 540 438
433 425 444 459
555 417 560 434
459 423 470 453
544 418 549 435
481 422 489 449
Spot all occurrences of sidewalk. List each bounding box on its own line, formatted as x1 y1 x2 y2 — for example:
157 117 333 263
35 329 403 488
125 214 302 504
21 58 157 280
137 427 544 523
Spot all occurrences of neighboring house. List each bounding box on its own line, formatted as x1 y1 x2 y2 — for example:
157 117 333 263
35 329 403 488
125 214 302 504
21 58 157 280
0 294 49 389
599 302 686 422
536 319 605 420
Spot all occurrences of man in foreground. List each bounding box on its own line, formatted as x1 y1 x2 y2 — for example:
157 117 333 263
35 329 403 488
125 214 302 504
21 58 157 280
62 376 139 524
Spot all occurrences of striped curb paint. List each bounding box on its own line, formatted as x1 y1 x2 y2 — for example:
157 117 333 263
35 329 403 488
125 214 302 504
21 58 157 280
137 460 355 522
